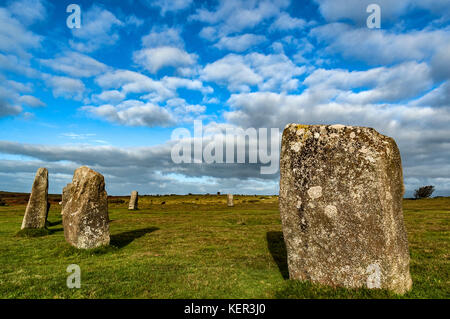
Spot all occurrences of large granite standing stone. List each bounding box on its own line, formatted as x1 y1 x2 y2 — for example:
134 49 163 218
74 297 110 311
62 166 110 249
227 194 234 207
279 124 412 294
21 168 49 229
128 190 138 210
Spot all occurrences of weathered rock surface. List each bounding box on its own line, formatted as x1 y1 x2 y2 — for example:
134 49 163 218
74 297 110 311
62 166 110 249
128 190 139 210
227 194 234 207
61 183 72 215
279 124 412 294
21 168 49 229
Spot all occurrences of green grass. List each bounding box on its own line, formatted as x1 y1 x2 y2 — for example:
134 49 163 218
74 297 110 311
0 194 448 299
15 228 52 237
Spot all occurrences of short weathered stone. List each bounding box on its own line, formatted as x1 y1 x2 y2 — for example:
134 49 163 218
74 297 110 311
62 166 110 249
128 190 139 210
21 168 49 229
227 194 234 207
279 124 412 294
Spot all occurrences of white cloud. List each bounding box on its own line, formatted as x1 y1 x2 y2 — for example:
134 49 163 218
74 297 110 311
313 0 410 24
4 78 31 93
0 8 42 58
82 100 175 127
18 95 46 107
430 44 450 81
304 62 433 104
125 15 144 27
201 53 305 92
310 23 450 65
0 76 42 116
198 26 216 41
40 52 109 78
412 81 450 108
46 76 85 100
0 99 21 117
95 70 174 100
0 53 39 77
133 47 198 73
141 26 185 48
191 0 290 37
69 5 124 52
95 70 211 101
92 90 126 104
0 144 279 195
214 34 267 52
7 0 47 25
150 0 193 16
270 12 307 31
313 0 450 23
202 54 262 92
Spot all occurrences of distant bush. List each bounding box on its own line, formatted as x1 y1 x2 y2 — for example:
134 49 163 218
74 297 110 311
0 198 6 206
414 185 435 199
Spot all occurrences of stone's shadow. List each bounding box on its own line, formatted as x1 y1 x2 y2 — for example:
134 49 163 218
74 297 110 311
266 231 289 279
49 227 63 234
47 220 62 227
110 227 159 249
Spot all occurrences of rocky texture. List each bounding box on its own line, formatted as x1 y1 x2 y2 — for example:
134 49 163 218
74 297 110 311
62 166 110 249
227 194 234 207
61 183 71 215
279 124 412 294
21 168 49 229
128 190 139 210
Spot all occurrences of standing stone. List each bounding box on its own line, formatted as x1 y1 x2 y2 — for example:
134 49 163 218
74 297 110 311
21 168 49 229
61 183 72 215
227 194 234 207
279 124 412 294
62 166 110 249
128 190 139 210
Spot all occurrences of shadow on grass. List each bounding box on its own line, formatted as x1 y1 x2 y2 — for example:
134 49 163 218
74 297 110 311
266 231 289 279
16 226 63 237
49 227 63 234
110 227 159 248
47 220 62 227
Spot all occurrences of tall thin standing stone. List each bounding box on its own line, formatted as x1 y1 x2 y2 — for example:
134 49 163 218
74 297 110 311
227 194 234 207
21 168 49 229
62 166 110 249
279 124 412 294
128 190 139 210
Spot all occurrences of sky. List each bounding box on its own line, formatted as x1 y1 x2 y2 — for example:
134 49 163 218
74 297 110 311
0 0 449 196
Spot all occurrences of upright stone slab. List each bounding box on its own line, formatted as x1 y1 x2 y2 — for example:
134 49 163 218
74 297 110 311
62 166 110 249
227 194 234 207
61 183 71 215
279 124 412 294
21 168 49 229
128 190 139 210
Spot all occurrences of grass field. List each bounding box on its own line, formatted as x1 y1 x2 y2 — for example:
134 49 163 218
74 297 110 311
0 192 448 299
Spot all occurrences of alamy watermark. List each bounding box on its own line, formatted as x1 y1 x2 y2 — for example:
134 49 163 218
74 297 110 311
171 121 280 175
366 4 381 29
66 264 81 288
66 4 81 29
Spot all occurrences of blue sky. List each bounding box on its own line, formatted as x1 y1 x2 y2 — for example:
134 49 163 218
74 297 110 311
0 0 449 196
